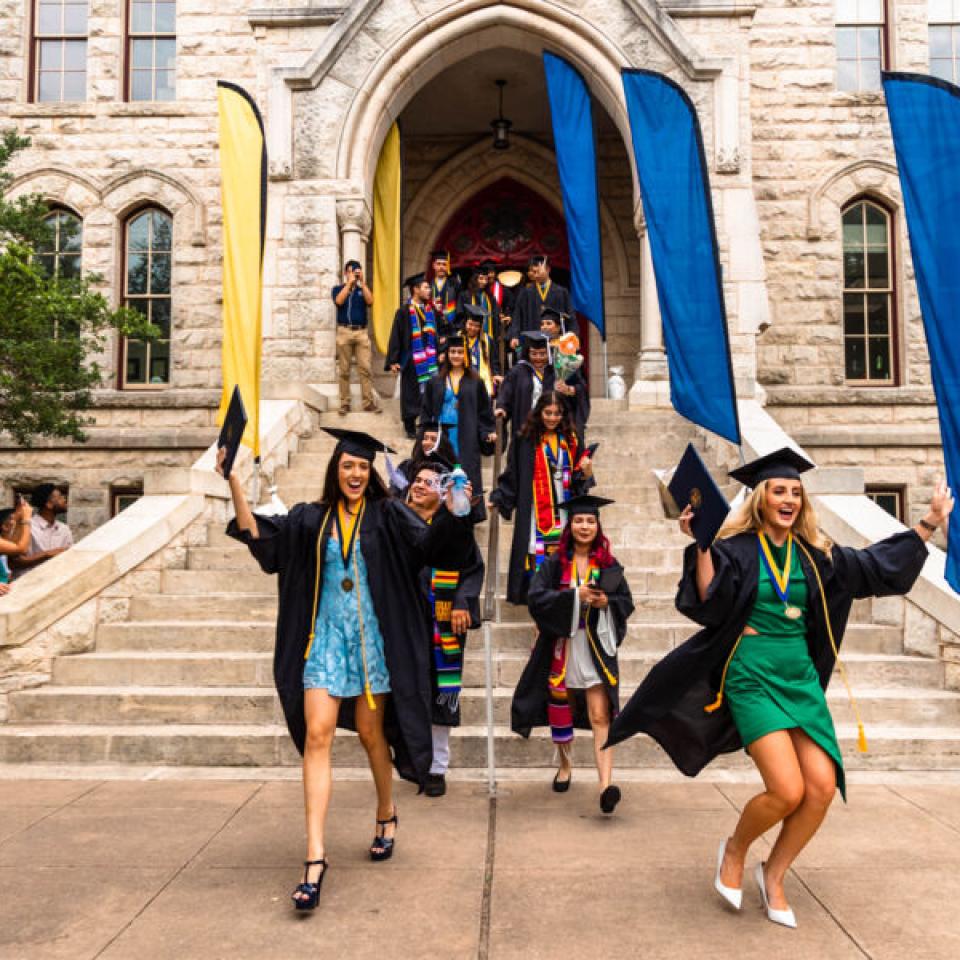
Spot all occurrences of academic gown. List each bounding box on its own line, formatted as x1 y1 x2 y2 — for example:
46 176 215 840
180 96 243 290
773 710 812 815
456 289 501 342
513 281 574 335
495 361 590 444
605 529 929 783
432 277 461 342
227 497 473 783
420 539 485 726
489 434 594 605
512 553 634 737
386 305 436 426
420 373 496 522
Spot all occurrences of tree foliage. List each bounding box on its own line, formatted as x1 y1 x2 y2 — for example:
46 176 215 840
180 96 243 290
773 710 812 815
0 130 156 446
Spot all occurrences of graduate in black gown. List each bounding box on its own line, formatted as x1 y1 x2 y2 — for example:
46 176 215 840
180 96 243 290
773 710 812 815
391 418 457 495
220 428 472 911
511 254 574 340
387 273 440 438
606 449 953 927
540 307 590 440
429 249 460 345
496 332 590 445
420 331 496 522
405 457 485 798
512 495 634 814
456 266 501 343
489 391 594 605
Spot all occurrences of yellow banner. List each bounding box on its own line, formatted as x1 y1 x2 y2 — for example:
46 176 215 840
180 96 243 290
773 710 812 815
371 123 401 355
216 81 265 457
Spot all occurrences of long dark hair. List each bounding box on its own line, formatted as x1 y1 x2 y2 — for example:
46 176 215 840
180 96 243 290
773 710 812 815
317 449 390 508
520 390 577 445
558 519 615 578
437 343 478 381
409 425 457 468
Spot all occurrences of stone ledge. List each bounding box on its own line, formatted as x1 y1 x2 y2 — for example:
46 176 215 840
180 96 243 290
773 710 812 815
766 386 937 406
663 1 757 16
91 390 221 409
791 426 943 448
248 5 344 27
0 430 216 451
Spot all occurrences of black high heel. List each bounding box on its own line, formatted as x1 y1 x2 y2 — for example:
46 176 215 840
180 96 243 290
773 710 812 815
370 807 398 861
292 858 328 911
552 769 572 793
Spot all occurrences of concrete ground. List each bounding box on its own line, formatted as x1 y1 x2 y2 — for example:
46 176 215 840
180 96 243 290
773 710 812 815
1 771 958 960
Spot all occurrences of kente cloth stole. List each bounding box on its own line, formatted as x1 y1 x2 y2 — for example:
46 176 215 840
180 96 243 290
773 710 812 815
429 568 463 707
547 556 598 744
527 434 574 572
409 303 438 385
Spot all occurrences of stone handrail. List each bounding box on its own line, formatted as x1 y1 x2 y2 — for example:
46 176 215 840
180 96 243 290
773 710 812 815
0 397 309 653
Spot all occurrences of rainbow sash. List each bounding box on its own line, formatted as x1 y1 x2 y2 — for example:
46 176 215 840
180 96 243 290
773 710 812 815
429 568 463 705
409 302 438 385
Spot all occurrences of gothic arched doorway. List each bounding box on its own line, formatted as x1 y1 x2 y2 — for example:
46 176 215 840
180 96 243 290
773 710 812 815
433 177 590 378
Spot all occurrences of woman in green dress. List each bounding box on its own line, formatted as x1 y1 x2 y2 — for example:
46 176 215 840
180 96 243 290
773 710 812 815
606 447 953 929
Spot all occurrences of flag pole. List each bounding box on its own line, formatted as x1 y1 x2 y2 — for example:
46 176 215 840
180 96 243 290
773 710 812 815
603 337 609 399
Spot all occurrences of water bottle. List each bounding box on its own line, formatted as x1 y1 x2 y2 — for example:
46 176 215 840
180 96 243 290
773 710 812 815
449 464 471 517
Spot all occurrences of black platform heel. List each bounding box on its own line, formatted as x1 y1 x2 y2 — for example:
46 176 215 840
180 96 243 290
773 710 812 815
370 807 398 862
291 858 328 911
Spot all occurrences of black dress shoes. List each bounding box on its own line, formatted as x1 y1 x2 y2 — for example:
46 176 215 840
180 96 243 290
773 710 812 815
424 773 446 797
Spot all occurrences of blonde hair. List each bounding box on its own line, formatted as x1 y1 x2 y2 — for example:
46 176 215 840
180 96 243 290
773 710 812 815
717 479 833 554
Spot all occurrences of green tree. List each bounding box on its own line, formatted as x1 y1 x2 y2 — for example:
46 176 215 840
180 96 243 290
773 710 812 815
0 130 156 446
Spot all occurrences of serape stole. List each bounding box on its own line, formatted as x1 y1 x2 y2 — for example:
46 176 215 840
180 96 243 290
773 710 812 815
432 279 457 330
429 567 463 708
409 302 438 385
527 433 576 573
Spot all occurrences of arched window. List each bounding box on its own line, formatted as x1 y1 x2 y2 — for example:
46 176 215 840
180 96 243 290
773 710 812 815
842 198 896 384
122 207 171 388
37 207 82 279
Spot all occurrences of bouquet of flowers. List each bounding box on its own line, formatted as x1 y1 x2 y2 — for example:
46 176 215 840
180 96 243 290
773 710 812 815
553 331 583 383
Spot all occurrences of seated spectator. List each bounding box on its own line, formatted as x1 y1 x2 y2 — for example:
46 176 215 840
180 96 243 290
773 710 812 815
10 484 73 580
0 499 33 595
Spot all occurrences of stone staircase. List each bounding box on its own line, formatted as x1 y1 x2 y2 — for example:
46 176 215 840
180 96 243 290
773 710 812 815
3 402 960 773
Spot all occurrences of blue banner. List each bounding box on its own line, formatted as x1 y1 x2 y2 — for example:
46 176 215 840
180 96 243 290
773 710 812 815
621 69 740 445
543 52 605 337
884 72 960 591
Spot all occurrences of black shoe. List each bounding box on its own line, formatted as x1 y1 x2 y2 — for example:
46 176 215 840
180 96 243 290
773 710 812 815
370 807 398 862
600 784 621 815
424 773 447 797
552 769 572 793
291 858 328 911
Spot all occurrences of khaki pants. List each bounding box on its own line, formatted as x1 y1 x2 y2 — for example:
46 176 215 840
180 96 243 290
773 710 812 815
336 326 377 410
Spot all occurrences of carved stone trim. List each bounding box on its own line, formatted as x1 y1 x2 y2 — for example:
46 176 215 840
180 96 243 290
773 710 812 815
248 6 345 28
336 196 372 238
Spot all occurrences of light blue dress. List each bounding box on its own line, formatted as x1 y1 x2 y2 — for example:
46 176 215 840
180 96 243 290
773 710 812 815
441 381 460 457
303 536 391 697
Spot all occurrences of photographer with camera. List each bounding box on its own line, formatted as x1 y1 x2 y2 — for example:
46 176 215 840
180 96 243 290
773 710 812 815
332 260 380 416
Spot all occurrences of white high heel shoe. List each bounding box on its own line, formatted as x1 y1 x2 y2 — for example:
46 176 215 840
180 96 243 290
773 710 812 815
714 840 742 911
755 863 797 929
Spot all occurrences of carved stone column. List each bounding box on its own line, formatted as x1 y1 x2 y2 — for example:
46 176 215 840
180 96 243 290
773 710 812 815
630 204 669 406
336 196 372 268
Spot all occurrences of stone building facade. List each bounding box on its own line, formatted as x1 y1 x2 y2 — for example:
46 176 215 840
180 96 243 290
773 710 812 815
0 0 950 535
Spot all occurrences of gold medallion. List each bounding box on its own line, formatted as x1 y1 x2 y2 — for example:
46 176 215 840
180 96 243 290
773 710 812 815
341 577 354 592
784 605 802 620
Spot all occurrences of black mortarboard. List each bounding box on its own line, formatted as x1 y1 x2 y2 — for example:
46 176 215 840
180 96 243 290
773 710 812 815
728 447 816 489
321 428 395 461
463 303 487 320
666 444 730 550
418 418 440 433
446 332 466 348
430 249 451 262
404 272 427 290
521 331 550 351
414 453 454 475
217 385 248 481
527 254 547 268
31 483 57 510
540 306 569 331
563 494 615 517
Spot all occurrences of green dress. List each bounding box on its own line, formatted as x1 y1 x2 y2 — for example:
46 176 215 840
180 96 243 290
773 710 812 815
725 537 845 798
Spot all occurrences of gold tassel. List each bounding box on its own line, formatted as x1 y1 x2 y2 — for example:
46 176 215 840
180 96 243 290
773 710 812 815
704 692 724 714
365 683 377 712
704 633 745 714
857 723 868 754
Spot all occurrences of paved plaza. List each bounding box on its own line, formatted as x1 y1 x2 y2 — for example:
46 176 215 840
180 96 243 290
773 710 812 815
0 770 958 960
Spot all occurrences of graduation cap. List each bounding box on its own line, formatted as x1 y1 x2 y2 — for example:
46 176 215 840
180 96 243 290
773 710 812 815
430 250 451 265
527 254 548 268
418 418 441 433
521 331 550 350
413 452 454 475
446 331 466 348
540 306 570 332
321 427 395 461
728 447 816 489
217 385 248 481
463 303 487 321
563 494 615 517
404 272 427 290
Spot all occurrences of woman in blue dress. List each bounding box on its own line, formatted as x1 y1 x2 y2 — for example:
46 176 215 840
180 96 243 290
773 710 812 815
221 428 472 912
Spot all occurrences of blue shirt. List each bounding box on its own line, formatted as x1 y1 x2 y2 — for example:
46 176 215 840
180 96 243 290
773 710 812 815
332 284 368 328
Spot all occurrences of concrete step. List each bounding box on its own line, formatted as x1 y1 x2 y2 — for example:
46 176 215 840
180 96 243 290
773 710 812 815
129 594 277 622
95 622 274 652
160 569 271 595
12 682 960 729
1 722 959 770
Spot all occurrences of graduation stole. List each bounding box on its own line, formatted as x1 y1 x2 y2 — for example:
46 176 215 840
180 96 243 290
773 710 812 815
428 567 464 706
432 278 457 327
528 433 575 572
536 280 552 302
468 334 493 395
408 301 438 385
469 291 494 337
